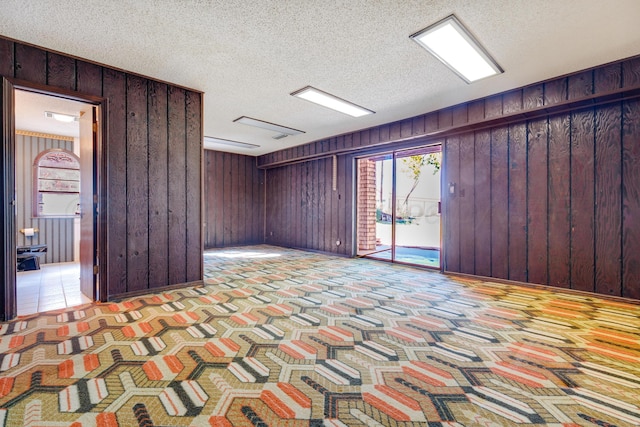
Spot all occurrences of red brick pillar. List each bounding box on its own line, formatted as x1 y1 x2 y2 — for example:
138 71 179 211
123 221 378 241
357 159 377 251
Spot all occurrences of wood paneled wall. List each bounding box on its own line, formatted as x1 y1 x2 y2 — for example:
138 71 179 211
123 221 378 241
0 36 203 300
264 155 353 256
204 151 264 248
15 133 74 263
259 55 640 300
444 99 640 299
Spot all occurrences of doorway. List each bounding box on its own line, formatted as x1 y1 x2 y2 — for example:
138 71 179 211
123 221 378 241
356 145 442 268
3 83 102 318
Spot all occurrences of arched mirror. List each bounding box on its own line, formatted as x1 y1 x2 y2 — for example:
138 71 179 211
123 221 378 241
33 148 80 217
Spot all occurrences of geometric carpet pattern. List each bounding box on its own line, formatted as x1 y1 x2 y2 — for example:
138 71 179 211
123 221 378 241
0 245 639 426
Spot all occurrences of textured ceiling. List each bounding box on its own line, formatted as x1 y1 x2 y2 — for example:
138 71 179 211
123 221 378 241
2 0 640 155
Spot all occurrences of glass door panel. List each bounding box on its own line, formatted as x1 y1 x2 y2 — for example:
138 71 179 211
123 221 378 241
393 148 441 267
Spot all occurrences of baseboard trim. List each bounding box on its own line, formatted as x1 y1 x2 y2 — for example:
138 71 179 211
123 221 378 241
444 271 640 305
108 280 204 301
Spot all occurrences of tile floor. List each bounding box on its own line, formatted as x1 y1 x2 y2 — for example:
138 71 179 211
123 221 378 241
16 262 91 316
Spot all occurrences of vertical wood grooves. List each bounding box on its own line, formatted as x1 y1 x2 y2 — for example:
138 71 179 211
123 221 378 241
260 155 352 256
440 95 637 297
508 124 527 282
1 36 202 302
148 81 168 288
185 91 202 281
203 151 265 248
490 127 509 279
126 74 149 292
622 98 640 299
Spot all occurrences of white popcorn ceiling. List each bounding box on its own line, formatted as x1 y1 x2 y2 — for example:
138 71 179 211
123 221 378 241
2 0 640 155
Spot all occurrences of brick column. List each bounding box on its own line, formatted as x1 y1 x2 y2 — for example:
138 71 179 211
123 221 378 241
357 159 377 251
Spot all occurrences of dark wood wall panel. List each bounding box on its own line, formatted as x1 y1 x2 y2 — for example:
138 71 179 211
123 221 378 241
148 81 169 288
543 78 567 105
310 161 320 250
595 105 622 296
229 155 239 244
570 110 595 292
568 71 593 100
126 75 149 292
268 165 283 246
527 118 548 285
260 81 639 299
547 115 571 288
623 58 640 87
490 127 509 279
185 91 202 282
523 84 544 109
440 99 637 298
1 36 203 303
167 87 187 285
252 156 264 242
76 61 102 97
458 134 475 274
0 38 14 76
284 163 293 247
222 154 233 245
508 124 528 282
297 162 306 248
263 156 351 256
47 53 75 91
14 44 46 84
474 131 491 278
102 69 128 296
213 152 224 245
622 98 640 299
203 151 264 248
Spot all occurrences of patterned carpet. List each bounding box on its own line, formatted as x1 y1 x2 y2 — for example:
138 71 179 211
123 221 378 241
1 245 640 426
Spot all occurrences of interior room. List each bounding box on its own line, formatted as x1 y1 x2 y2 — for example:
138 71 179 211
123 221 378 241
0 2 639 426
14 90 92 315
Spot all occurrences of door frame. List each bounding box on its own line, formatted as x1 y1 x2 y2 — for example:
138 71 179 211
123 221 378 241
1 77 108 320
354 142 443 269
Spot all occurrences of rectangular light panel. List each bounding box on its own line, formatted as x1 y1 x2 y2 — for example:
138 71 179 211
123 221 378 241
291 86 374 117
44 111 78 122
411 15 503 83
203 136 260 150
234 116 304 135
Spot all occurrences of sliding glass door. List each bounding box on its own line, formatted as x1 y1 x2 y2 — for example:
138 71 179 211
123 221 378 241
356 145 441 268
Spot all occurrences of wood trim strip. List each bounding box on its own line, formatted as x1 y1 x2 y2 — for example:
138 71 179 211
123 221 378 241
15 129 74 141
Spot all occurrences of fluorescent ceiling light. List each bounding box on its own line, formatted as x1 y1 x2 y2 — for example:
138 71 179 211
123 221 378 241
291 86 374 117
411 15 503 83
234 116 304 136
44 111 78 123
203 136 260 150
